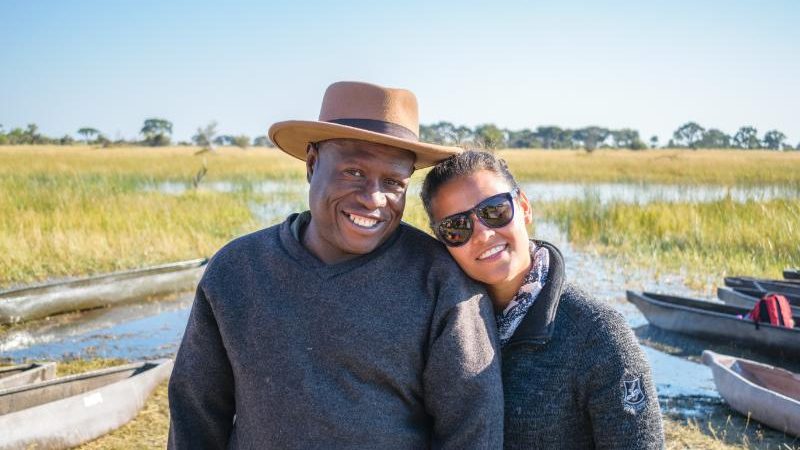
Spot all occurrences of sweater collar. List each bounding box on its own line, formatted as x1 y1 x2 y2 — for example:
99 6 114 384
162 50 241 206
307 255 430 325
504 240 566 347
279 211 405 279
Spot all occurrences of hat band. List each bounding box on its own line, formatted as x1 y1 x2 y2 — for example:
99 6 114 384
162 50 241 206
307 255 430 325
328 118 418 141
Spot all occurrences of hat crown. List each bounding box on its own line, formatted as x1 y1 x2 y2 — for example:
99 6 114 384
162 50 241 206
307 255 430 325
318 81 419 138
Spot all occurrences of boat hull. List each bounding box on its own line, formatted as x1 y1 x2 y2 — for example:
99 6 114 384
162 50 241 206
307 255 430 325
0 363 56 390
626 291 800 357
0 359 172 450
0 259 206 324
702 350 800 437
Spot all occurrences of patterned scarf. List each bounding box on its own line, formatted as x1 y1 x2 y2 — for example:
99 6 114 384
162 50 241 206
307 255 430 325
496 242 550 347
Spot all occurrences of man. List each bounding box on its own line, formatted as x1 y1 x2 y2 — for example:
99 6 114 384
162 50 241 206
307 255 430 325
168 81 504 449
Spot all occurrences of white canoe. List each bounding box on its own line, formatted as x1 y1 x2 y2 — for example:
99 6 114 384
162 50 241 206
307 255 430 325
0 359 173 449
702 350 800 437
0 362 56 390
0 259 206 324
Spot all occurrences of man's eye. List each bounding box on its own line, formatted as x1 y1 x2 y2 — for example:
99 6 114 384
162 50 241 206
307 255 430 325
385 179 405 189
345 169 364 177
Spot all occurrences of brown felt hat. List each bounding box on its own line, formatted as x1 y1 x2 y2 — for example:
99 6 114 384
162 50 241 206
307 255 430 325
268 81 463 169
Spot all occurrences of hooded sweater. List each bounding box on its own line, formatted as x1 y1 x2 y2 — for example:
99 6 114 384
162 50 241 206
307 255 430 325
168 212 504 449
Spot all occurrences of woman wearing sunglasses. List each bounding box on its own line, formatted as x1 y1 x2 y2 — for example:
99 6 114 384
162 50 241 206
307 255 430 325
421 151 664 449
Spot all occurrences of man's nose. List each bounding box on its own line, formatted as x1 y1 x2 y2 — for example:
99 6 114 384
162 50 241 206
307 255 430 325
356 180 388 209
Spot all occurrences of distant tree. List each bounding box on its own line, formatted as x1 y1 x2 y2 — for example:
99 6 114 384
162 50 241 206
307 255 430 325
232 135 250 149
59 135 75 145
732 126 760 149
533 126 564 149
574 126 610 152
698 128 731 148
473 123 506 149
611 128 644 149
672 122 705 149
140 118 173 146
763 129 786 150
192 121 218 152
77 127 99 143
213 135 234 146
253 135 274 147
649 136 659 148
506 128 539 148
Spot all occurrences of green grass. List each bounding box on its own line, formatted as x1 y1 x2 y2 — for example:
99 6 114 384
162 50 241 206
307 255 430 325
3 145 800 289
539 197 800 285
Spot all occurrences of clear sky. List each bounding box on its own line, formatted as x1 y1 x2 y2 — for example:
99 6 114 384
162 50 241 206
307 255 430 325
1 0 798 145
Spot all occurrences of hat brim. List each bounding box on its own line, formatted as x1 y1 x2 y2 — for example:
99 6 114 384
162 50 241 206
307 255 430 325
268 120 462 169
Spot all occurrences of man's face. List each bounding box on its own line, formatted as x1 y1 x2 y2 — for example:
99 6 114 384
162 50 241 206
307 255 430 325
304 139 415 264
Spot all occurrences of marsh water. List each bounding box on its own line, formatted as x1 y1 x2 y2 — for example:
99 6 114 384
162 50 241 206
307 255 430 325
4 180 800 418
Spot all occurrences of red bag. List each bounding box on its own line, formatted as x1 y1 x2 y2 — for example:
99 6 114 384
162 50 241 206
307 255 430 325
748 293 795 328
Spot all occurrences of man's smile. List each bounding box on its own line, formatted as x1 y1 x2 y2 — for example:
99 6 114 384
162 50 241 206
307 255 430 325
344 211 381 229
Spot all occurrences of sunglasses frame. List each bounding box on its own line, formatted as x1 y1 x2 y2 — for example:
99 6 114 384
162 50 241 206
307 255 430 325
432 188 520 247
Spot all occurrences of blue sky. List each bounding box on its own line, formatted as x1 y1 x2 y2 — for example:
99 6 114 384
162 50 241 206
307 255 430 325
1 0 798 145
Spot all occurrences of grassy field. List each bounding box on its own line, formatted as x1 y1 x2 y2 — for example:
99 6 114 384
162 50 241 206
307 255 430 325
3 145 800 448
539 197 800 285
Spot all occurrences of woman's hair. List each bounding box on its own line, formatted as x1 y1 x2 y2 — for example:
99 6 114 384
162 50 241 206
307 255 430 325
420 150 519 226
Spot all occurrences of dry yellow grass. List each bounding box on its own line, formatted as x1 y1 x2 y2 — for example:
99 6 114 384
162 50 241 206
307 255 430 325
498 148 800 185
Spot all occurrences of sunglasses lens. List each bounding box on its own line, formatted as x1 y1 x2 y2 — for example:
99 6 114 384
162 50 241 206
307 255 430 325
437 214 472 246
476 194 514 227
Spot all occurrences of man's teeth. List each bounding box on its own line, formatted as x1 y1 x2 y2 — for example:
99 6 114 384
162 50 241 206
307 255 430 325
478 244 506 260
348 214 378 228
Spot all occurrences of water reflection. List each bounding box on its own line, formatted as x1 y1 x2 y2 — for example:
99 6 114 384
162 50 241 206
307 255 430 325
146 179 800 205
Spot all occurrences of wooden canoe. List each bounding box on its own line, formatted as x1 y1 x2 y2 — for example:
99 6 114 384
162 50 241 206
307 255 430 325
727 287 800 307
626 291 800 357
0 259 206 325
0 359 172 449
725 276 800 290
0 362 56 390
702 350 800 437
786 269 800 280
717 287 800 316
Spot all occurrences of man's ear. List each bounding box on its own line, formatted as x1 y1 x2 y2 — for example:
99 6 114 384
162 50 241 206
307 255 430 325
306 143 318 183
518 189 534 225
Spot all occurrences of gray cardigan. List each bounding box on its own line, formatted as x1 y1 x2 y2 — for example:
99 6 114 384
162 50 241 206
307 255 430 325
502 241 664 449
168 213 504 449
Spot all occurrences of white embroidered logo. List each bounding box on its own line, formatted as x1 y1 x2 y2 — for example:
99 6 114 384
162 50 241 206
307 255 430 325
622 376 646 413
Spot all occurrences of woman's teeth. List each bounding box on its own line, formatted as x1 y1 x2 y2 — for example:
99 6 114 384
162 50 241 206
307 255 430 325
478 244 506 260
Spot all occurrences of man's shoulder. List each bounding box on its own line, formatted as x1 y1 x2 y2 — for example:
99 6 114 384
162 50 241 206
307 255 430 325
202 223 283 280
397 222 466 277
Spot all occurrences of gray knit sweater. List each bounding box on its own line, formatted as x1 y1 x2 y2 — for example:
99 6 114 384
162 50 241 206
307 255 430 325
503 241 664 449
168 213 504 449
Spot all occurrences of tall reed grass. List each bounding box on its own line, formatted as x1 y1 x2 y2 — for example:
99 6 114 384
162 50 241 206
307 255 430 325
539 197 800 283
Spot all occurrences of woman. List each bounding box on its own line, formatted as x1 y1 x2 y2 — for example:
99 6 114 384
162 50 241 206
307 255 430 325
421 151 664 449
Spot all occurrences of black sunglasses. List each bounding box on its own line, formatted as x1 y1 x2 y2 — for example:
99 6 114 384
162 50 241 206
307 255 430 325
432 189 519 247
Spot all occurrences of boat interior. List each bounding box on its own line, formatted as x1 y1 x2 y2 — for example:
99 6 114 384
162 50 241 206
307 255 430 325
730 358 800 403
0 362 156 415
643 292 800 327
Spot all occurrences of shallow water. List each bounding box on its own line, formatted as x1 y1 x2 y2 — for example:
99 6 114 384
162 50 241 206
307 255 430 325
148 179 800 205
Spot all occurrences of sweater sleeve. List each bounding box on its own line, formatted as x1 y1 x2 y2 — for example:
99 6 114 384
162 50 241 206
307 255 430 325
422 273 504 450
168 285 235 449
579 310 664 450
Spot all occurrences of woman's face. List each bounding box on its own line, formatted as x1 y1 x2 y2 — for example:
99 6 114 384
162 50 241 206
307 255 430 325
429 170 533 291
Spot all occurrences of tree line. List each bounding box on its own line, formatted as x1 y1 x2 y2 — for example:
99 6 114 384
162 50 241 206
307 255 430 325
421 121 798 151
1 118 796 151
0 118 274 149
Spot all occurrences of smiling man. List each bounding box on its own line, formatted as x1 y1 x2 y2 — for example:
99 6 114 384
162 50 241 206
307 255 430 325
167 81 503 449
